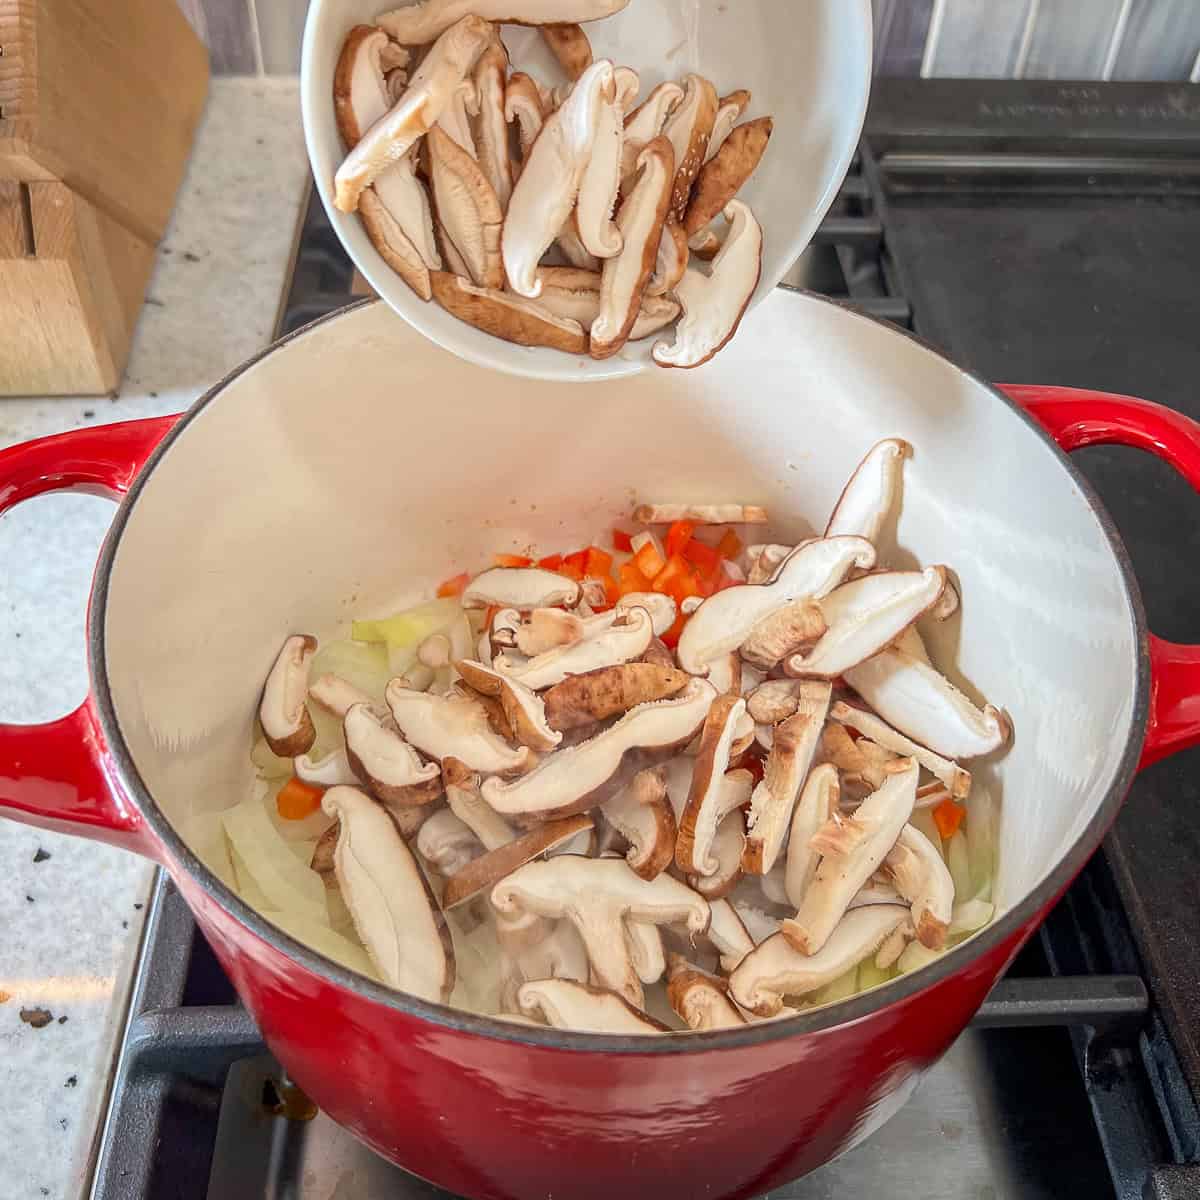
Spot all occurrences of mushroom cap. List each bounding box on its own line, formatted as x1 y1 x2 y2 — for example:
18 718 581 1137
481 678 717 819
660 73 719 221
385 683 535 775
320 786 455 1002
682 116 773 237
517 978 668 1034
730 907 908 1017
462 566 581 610
334 25 394 150
260 634 317 757
539 21 593 81
676 536 875 676
542 661 690 731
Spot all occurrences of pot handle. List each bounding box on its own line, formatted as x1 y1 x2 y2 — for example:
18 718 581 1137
0 416 179 853
1000 384 1200 769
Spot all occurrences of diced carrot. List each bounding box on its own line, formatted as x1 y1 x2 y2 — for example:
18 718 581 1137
683 536 722 578
559 561 584 582
563 548 589 575
436 571 470 598
932 798 966 840
612 528 634 553
618 563 650 595
603 574 619 605
633 540 667 580
665 519 695 558
537 553 563 571
584 546 613 577
716 529 742 560
277 777 324 820
650 553 690 595
494 553 533 568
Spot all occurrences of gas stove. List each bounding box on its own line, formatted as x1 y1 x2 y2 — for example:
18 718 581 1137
89 79 1200 1200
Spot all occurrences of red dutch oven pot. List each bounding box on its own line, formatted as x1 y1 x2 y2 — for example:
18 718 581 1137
2 295 1198 1200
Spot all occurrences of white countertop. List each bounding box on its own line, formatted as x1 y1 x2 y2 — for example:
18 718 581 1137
0 76 310 1200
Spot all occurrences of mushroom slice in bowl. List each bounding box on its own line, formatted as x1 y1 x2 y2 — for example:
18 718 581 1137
359 149 442 302
730 907 909 1018
441 814 594 909
426 126 503 290
785 567 948 680
828 702 971 799
590 136 673 360
682 116 773 239
344 702 443 805
539 21 593 80
455 659 562 752
417 807 483 877
504 71 545 178
745 678 805 724
687 807 746 901
843 644 1011 760
784 760 919 956
295 748 358 787
491 855 709 1005
645 218 688 298
385 683 535 775
517 978 668 1034
376 0 631 44
704 89 751 163
676 536 874 675
334 25 397 149
652 200 762 369
493 605 654 690
667 955 746 1030
743 682 831 875
884 824 955 950
260 635 317 757
472 41 512 211
615 591 677 637
334 14 493 212
514 607 585 656
436 77 480 156
481 678 717 820
660 73 718 221
600 766 677 881
706 897 756 973
825 438 912 542
629 295 681 340
676 694 745 877
784 762 839 909
309 672 376 718
621 81 684 188
542 662 690 731
575 74 625 260
502 59 614 298
625 918 666 984
321 786 455 1002
462 566 580 610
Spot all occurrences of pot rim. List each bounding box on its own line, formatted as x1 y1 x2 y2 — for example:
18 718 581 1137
88 294 1149 1054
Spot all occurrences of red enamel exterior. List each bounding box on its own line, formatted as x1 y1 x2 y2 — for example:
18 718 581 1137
0 387 1197 1198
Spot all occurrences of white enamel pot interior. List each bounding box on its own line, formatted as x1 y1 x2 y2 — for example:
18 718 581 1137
96 291 1145 1038
300 0 873 382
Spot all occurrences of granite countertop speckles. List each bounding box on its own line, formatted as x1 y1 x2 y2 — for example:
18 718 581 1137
0 76 309 1200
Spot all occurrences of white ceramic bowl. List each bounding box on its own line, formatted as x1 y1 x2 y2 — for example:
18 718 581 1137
300 0 873 382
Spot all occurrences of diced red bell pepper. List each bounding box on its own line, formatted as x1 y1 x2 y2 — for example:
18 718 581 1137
584 546 613 577
665 519 695 558
683 536 723 578
650 553 692 596
563 548 590 576
277 777 324 820
618 563 650 595
660 610 687 649
932 798 966 840
494 553 533 568
436 571 470 598
558 561 584 581
633 540 667 581
537 553 563 571
716 529 742 560
612 528 634 553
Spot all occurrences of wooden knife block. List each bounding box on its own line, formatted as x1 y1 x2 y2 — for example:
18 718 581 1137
0 0 209 394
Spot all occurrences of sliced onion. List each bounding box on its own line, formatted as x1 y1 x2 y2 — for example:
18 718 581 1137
223 795 328 921
948 898 994 937
965 784 997 902
183 811 238 891
309 638 391 706
896 940 945 974
946 829 971 902
269 907 378 979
